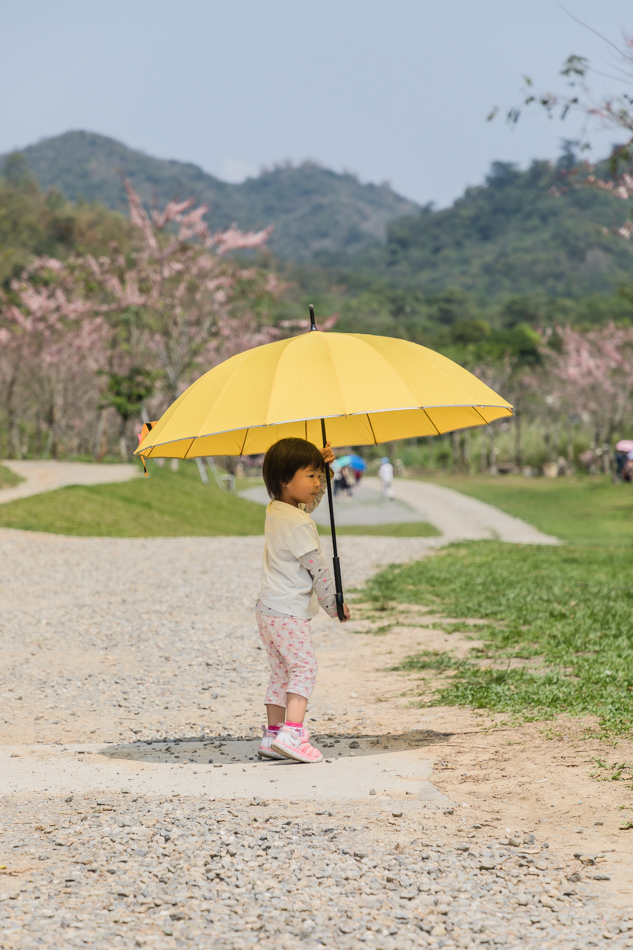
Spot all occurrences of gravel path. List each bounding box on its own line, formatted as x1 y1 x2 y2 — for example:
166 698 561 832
1 527 630 947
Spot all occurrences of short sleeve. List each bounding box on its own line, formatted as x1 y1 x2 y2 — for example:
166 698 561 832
287 520 320 559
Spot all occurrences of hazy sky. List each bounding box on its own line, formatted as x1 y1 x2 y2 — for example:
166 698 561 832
2 1 632 207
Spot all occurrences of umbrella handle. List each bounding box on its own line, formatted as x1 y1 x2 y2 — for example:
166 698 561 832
321 417 346 622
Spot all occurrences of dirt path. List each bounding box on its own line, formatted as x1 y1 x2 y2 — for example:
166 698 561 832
0 459 139 505
1 526 631 932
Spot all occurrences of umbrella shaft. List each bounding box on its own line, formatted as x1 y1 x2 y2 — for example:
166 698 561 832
321 418 345 621
321 419 338 559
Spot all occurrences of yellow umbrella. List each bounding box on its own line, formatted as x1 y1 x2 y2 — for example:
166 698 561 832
136 307 513 617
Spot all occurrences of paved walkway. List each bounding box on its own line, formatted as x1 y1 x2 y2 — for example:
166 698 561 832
242 476 558 544
0 459 139 505
2 462 557 544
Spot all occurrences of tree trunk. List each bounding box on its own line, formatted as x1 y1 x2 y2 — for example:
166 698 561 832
566 418 574 467
93 409 107 462
11 423 23 460
450 431 459 474
6 373 21 459
488 426 497 475
119 418 128 462
42 428 54 460
461 430 471 475
479 429 487 474
543 419 552 464
513 413 522 471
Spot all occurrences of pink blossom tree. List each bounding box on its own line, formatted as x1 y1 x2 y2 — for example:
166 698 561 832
0 257 108 458
542 323 633 471
0 181 282 459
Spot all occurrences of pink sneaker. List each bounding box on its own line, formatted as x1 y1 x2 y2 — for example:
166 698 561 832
271 725 323 764
257 725 284 760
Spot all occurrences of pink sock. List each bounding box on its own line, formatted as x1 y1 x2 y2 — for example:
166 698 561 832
267 724 280 733
285 720 303 729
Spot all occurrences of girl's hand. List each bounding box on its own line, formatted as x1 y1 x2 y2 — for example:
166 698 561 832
320 441 335 465
341 603 351 622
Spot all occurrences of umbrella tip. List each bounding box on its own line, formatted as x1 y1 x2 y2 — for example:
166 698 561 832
309 305 317 331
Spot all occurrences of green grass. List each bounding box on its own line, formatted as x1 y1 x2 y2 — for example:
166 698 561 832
318 521 439 538
0 463 23 489
424 473 633 547
0 462 265 536
364 540 633 736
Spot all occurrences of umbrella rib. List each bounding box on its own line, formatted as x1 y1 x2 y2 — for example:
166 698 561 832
182 438 196 460
367 414 378 446
422 408 442 437
472 406 491 427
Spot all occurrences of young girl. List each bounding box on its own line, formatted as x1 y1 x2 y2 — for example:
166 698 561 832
255 437 350 764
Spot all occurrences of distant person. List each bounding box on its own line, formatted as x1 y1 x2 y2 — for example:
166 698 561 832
378 456 394 501
333 466 350 498
341 465 354 498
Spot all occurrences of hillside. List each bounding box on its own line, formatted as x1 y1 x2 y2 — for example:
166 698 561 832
5 133 633 303
5 130 419 261
338 159 633 301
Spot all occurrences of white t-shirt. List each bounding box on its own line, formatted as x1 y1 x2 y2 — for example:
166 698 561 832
258 500 322 620
379 461 393 483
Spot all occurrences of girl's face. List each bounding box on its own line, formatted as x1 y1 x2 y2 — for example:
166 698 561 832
280 466 322 508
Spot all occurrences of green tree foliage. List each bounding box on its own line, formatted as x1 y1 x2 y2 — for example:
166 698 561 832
365 158 633 300
0 153 132 288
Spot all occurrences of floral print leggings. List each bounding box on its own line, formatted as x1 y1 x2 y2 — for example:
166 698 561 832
255 609 318 706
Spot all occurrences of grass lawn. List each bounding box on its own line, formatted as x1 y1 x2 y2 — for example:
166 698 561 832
0 462 265 536
319 521 439 538
362 473 633 736
0 463 23 489
425 473 633 546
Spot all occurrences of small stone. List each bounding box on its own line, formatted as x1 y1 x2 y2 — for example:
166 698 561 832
592 873 611 881
392 810 403 818
456 843 469 852
369 788 376 796
479 858 496 870
349 740 360 749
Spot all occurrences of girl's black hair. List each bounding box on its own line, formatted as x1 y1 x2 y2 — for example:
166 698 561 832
262 437 325 500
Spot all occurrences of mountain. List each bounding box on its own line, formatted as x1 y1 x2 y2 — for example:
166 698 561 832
339 158 633 302
6 132 633 304
5 130 419 261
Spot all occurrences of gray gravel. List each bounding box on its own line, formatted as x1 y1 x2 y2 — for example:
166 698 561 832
2 793 632 950
1 527 630 948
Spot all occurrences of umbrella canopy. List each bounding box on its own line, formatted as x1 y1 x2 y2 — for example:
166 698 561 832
136 330 513 460
616 439 633 453
332 454 367 472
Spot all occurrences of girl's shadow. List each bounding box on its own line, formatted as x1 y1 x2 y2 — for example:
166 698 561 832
99 729 451 766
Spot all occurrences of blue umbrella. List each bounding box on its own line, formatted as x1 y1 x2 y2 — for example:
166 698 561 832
332 454 367 472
